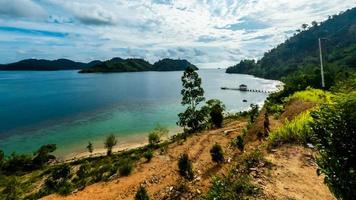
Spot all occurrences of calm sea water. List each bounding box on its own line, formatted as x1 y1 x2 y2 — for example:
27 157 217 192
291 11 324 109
0 69 279 156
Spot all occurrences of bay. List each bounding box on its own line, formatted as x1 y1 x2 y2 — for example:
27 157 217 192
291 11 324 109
0 69 280 156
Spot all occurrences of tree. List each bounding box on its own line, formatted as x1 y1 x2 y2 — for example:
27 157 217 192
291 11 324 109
210 143 224 164
301 23 309 30
178 153 194 180
104 134 117 156
201 99 225 128
148 125 168 147
86 142 93 154
135 185 149 200
177 67 205 132
32 144 57 168
311 21 318 27
310 93 356 200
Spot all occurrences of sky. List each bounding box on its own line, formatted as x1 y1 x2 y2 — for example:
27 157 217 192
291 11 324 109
0 0 355 68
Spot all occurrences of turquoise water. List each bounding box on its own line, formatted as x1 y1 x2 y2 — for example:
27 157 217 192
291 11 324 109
0 69 279 156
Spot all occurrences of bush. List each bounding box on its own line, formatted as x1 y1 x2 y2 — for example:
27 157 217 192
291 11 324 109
210 143 224 164
1 177 22 200
248 104 259 123
310 93 356 200
148 125 168 147
267 111 313 149
178 153 194 180
32 144 57 168
119 159 133 176
204 175 258 200
135 185 149 200
201 99 225 128
143 150 153 162
233 135 244 151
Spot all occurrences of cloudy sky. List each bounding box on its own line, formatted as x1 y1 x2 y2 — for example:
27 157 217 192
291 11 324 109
0 0 354 68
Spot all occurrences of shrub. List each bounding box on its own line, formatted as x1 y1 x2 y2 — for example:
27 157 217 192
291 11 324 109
2 153 33 173
267 111 313 149
1 177 22 200
210 143 224 164
104 134 117 156
310 93 356 200
248 104 259 123
143 150 153 162
148 125 168 147
204 175 258 200
135 185 149 200
119 159 133 176
32 144 57 168
234 135 244 151
178 153 194 180
201 99 225 128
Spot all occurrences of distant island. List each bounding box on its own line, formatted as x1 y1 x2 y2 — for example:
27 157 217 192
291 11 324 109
0 59 101 71
0 58 198 72
79 58 198 73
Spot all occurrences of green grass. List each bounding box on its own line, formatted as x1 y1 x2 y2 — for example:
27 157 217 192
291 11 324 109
267 111 313 149
288 87 334 104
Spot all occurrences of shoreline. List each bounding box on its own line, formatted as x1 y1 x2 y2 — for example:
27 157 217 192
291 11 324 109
57 126 183 162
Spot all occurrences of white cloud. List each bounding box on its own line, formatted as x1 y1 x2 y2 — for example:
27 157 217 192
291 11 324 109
0 0 46 18
0 0 355 68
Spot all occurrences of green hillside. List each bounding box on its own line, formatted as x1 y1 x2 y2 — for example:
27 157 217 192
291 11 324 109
226 7 356 87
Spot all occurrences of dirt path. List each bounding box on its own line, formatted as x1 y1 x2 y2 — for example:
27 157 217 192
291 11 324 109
261 145 335 200
43 120 247 200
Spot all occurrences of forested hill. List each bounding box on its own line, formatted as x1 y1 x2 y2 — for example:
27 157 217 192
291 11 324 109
79 58 198 73
226 7 356 81
0 59 100 71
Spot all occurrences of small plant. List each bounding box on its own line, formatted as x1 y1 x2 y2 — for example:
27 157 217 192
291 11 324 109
86 141 93 154
119 159 133 176
178 153 194 180
135 185 149 200
210 143 224 164
234 135 244 151
143 150 153 162
104 134 117 156
201 99 225 128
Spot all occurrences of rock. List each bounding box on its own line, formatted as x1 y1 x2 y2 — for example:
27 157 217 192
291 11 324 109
307 143 314 148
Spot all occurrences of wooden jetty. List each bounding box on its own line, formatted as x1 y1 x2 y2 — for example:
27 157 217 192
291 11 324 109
220 87 273 93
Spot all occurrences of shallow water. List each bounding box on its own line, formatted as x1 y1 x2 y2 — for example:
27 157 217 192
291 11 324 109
0 69 279 155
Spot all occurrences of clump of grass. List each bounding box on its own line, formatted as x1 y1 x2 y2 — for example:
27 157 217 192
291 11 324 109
267 111 313 149
288 87 334 104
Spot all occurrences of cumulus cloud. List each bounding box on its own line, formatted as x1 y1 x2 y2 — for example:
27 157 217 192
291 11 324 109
0 0 355 67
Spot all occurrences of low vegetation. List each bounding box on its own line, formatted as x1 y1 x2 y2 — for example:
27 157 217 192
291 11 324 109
210 143 224 164
310 92 356 200
135 185 149 200
267 111 313 149
178 153 194 180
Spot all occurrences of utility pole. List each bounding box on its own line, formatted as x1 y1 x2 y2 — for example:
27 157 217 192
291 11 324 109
318 38 325 88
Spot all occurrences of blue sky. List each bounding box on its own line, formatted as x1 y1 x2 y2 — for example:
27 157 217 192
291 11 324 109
0 0 354 68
